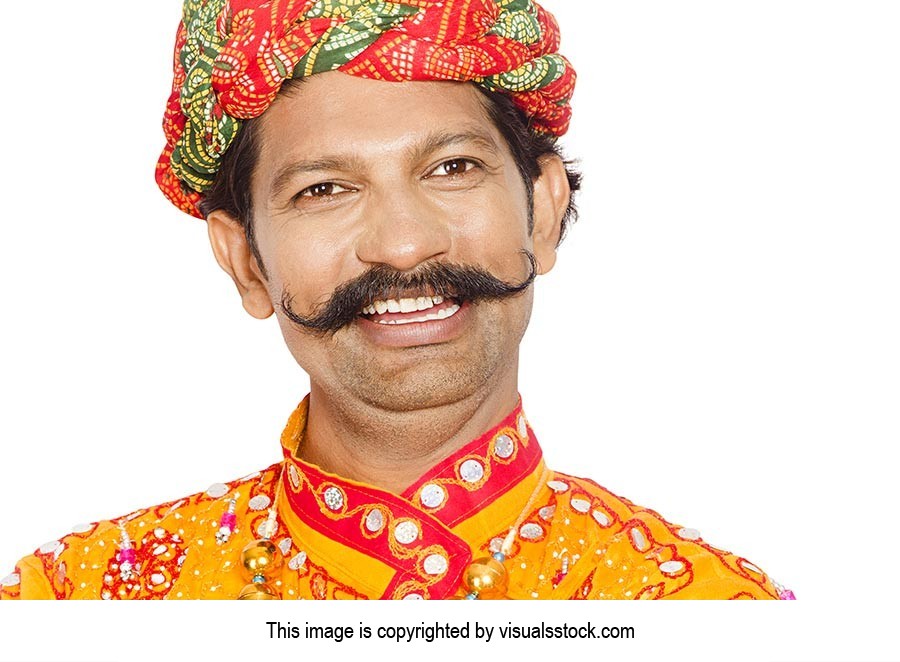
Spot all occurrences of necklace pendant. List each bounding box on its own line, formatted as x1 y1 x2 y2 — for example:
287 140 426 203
237 537 283 600
463 556 508 599
237 582 279 600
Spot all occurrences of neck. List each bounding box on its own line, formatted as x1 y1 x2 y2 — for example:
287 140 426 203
299 364 520 494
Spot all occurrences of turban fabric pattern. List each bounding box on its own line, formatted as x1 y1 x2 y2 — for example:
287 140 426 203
155 0 576 218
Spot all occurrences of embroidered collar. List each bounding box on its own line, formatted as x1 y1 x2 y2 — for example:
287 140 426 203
276 396 544 599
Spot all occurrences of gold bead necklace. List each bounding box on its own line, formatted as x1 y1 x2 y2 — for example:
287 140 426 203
460 466 550 600
236 468 285 600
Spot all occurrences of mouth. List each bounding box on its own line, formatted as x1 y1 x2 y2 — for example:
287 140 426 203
359 294 463 325
355 292 471 349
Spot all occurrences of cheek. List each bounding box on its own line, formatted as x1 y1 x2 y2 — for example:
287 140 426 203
266 224 358 309
446 182 532 260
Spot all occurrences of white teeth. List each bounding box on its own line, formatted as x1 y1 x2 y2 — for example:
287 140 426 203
366 295 450 316
437 304 459 319
373 303 461 325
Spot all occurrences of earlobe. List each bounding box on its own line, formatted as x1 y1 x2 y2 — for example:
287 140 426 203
206 210 274 319
530 154 570 275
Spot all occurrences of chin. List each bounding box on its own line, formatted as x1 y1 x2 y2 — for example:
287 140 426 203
346 357 499 413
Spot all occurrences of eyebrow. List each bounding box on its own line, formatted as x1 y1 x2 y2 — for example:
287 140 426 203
407 127 501 167
270 156 363 200
268 126 502 200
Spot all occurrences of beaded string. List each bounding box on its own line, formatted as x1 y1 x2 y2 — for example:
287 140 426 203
215 497 238 544
236 465 286 600
461 466 551 600
115 524 138 582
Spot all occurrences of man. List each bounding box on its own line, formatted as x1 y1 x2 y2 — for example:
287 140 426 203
1 0 789 600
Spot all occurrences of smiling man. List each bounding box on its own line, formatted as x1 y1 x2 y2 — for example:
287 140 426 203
1 0 790 600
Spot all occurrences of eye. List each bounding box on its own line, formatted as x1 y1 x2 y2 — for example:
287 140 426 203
428 158 479 177
297 182 350 198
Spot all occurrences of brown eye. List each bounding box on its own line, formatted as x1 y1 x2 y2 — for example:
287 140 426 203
430 158 477 177
300 182 337 197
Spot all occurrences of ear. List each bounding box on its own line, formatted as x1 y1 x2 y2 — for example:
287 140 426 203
530 154 570 275
206 210 274 319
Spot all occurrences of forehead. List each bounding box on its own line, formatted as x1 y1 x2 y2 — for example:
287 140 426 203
254 71 503 172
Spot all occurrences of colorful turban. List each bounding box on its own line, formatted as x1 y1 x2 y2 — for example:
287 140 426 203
156 0 576 218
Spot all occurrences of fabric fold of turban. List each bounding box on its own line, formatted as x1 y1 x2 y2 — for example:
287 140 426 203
155 0 576 218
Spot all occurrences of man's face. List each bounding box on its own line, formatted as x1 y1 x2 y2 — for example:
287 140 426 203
213 71 565 412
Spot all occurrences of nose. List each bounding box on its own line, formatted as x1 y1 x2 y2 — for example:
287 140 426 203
354 184 452 271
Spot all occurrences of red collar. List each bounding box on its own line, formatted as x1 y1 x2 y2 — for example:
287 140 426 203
277 396 543 599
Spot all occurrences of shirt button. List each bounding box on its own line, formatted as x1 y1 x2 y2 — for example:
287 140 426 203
394 520 419 545
459 459 484 483
419 483 446 508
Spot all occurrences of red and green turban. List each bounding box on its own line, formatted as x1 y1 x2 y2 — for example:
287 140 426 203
156 0 576 218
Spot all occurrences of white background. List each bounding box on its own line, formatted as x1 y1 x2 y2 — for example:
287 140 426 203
0 0 898 659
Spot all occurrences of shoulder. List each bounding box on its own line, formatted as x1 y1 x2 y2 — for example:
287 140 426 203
0 463 281 600
537 470 786 600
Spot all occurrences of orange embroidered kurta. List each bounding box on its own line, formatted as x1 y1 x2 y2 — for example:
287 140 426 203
0 398 785 600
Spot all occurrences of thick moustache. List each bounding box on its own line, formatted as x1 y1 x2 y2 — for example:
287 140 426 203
281 252 536 335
